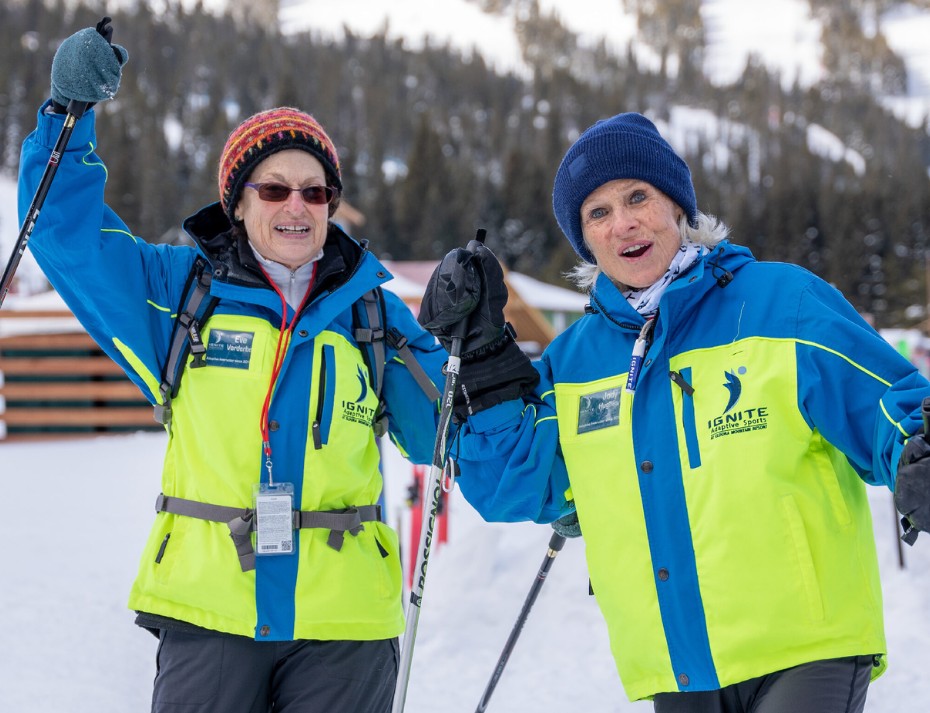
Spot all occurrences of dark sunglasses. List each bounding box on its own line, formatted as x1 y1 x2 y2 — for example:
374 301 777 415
244 182 337 205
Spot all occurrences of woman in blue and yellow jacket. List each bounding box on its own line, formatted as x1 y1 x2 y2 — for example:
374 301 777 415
19 27 445 713
419 113 930 713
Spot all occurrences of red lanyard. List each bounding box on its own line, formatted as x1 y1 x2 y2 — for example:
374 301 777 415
258 263 316 483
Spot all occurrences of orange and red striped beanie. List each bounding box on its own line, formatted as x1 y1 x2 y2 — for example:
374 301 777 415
218 107 342 222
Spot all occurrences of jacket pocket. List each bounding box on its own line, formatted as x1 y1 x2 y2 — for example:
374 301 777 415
312 344 336 449
781 494 825 622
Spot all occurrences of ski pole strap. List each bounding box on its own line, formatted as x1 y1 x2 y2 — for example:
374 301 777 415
155 493 382 571
353 289 441 434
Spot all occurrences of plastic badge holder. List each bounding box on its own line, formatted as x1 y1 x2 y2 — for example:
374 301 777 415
253 482 295 556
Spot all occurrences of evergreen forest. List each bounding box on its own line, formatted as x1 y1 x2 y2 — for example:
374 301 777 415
4 0 930 328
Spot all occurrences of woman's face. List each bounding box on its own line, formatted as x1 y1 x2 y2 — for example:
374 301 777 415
580 178 684 289
235 149 330 270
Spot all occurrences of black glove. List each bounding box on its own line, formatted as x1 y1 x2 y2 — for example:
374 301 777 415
895 433 930 542
419 240 539 420
552 509 582 538
50 19 128 109
419 240 509 357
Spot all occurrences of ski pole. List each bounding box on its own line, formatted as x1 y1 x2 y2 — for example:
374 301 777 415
392 229 486 713
0 100 89 308
0 17 114 309
475 531 567 713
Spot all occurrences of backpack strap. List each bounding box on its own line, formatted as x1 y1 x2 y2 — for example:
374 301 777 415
385 326 441 403
354 287 440 436
154 256 218 428
355 288 387 398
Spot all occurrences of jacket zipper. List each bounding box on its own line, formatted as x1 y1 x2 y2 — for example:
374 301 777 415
312 347 329 450
155 533 171 564
670 368 701 469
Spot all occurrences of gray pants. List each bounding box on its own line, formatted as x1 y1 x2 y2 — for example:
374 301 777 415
653 655 874 713
151 628 398 713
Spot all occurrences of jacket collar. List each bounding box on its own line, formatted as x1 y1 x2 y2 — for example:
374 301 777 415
588 240 756 328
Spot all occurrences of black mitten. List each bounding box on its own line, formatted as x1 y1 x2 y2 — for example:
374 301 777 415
419 241 539 419
419 240 508 356
454 335 540 420
895 433 930 541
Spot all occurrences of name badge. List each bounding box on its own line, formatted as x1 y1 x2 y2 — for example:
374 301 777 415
205 329 254 369
253 482 295 556
577 387 621 434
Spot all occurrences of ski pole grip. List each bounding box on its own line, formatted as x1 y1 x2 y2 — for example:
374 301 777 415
922 396 930 437
96 16 114 44
465 228 487 255
449 229 488 353
65 99 92 121
548 531 566 552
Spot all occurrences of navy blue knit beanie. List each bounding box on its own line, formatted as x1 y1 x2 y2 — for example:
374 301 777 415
552 113 697 264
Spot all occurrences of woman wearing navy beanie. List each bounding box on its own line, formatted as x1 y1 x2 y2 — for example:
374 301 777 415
420 112 930 712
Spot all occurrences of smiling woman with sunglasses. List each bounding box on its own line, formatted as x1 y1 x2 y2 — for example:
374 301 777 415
17 24 449 713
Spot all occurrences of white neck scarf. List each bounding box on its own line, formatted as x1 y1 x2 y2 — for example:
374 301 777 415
623 239 704 316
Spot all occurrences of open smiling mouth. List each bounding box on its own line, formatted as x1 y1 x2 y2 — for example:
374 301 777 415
276 225 310 236
621 243 651 258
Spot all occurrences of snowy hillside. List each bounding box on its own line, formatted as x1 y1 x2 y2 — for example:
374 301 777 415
8 0 930 292
111 0 930 123
275 0 930 126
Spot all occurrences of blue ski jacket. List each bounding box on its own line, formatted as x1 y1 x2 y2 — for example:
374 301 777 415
454 239 930 700
18 103 446 642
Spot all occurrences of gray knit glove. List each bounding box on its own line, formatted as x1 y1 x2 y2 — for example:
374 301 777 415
552 509 581 538
51 21 128 107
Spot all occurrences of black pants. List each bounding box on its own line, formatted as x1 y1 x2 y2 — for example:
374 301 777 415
151 628 398 713
653 655 874 713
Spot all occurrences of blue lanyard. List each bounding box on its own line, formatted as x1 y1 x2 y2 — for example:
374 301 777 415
625 317 656 394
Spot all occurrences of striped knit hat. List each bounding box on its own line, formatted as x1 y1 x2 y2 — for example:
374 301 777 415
218 107 342 222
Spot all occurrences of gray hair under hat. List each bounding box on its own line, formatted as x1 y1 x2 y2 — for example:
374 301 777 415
552 113 697 264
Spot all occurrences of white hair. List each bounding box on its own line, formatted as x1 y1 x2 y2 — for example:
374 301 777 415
565 211 731 292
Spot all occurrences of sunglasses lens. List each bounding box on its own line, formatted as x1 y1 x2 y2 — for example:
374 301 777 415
300 186 333 204
256 184 292 201
250 183 335 204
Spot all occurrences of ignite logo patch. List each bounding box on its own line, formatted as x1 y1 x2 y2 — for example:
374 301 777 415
723 368 744 413
707 366 769 440
341 365 376 427
355 365 368 403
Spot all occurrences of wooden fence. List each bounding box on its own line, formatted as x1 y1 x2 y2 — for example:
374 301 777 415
0 310 160 440
0 270 565 441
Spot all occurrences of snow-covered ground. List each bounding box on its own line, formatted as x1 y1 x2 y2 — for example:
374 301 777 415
1 431 930 712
